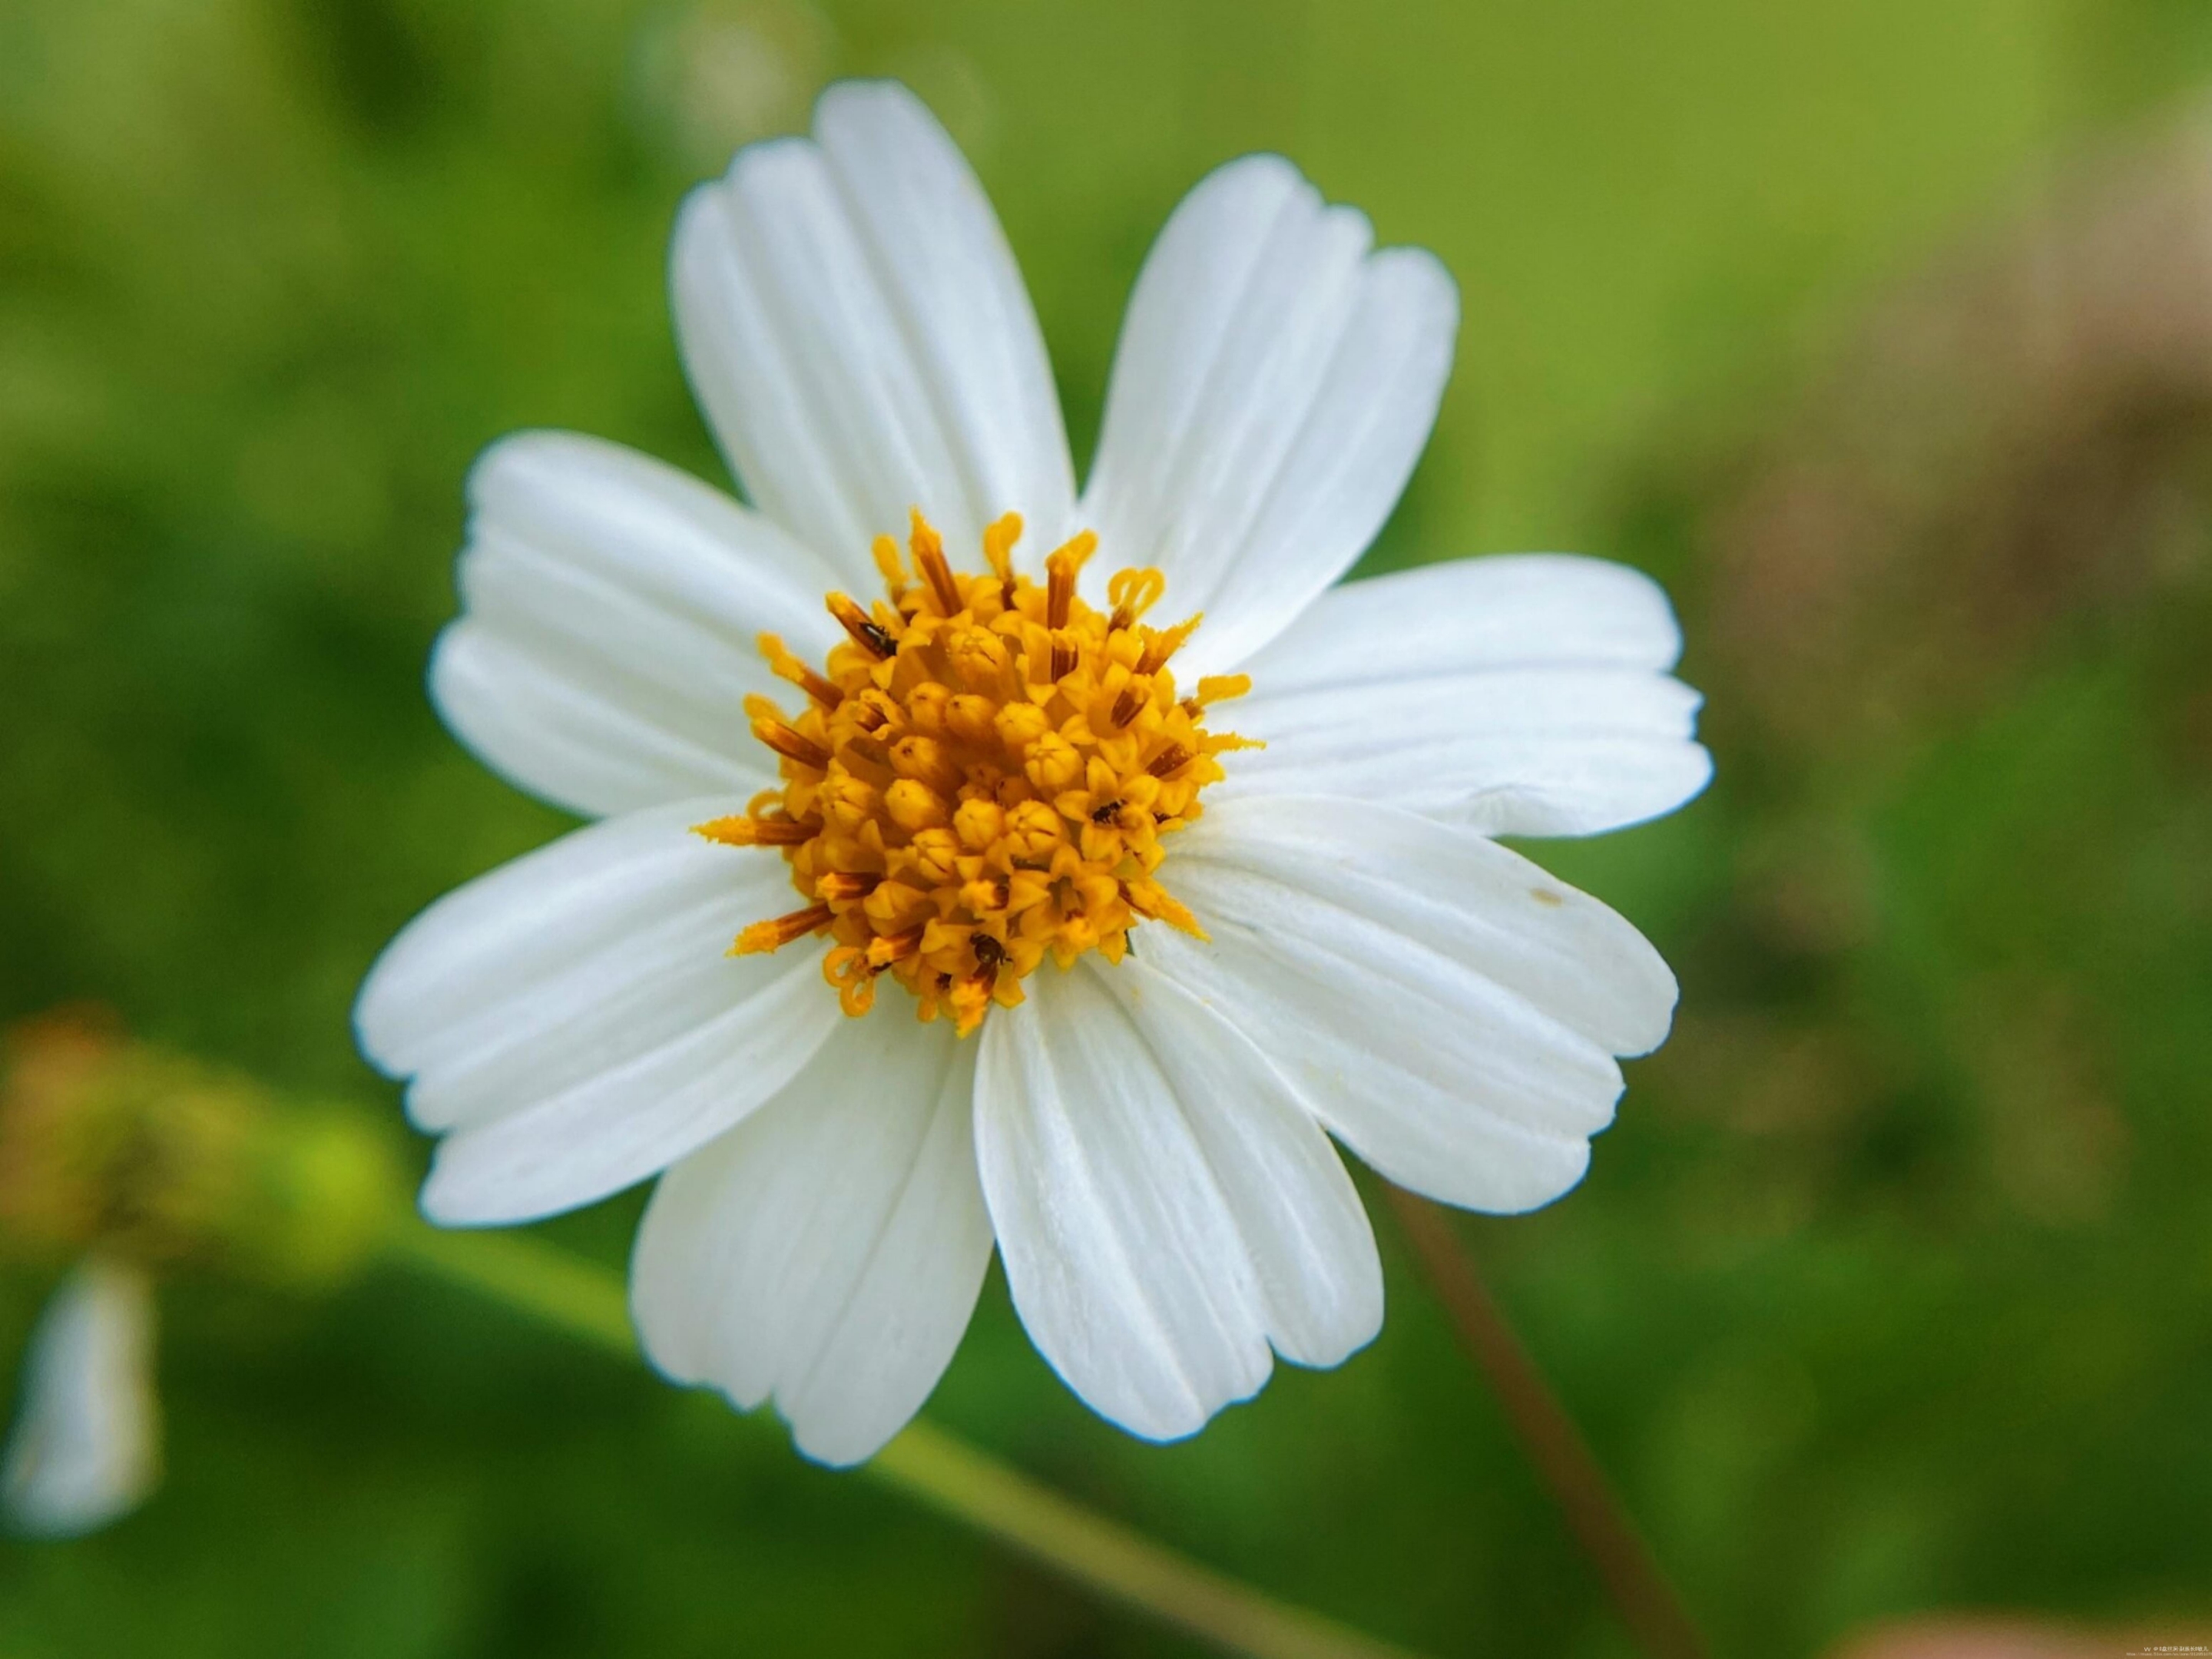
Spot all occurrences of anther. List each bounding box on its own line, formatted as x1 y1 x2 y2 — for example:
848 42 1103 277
1146 742 1195 779
1137 614 1202 676
692 813 814 847
960 874 1012 915
842 733 894 773
1044 531 1098 630
866 927 924 967
827 593 898 658
909 510 963 616
816 870 882 903
750 717 832 772
1108 675 1153 729
733 902 834 955
982 512 1022 604
758 633 843 708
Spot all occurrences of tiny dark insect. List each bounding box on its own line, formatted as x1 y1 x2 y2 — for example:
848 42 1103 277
972 933 1006 969
1090 800 1123 825
863 621 899 657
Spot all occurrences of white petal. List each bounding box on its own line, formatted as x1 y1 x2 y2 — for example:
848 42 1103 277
975 962 1381 1440
631 1016 991 1466
2 1260 159 1538
1081 155 1458 676
672 81 1075 587
1241 552 1688 690
1223 556 1713 835
1089 962 1382 1369
1144 795 1678 1214
431 431 838 820
354 798 840 1224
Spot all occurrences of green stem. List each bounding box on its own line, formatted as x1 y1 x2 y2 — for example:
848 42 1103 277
385 1220 1428 1659
1384 1188 1707 1659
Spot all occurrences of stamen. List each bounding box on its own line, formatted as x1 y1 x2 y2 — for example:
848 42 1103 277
982 512 1022 603
827 593 898 658
1108 568 1167 631
909 509 963 616
959 874 1011 915
871 534 906 588
749 717 831 773
1108 674 1153 729
1044 531 1098 629
1127 879 1206 938
842 733 894 772
693 813 814 847
1137 614 1201 676
1048 627 1080 684
758 633 843 708
1145 742 1195 779
733 903 833 955
866 926 924 967
816 870 882 903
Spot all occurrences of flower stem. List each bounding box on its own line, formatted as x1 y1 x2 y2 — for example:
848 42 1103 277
385 1219 1428 1659
1383 1187 1707 1659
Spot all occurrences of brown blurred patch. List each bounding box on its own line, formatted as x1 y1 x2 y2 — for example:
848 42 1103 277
1657 1012 1883 1143
1733 814 1883 959
1955 975 2128 1227
1697 100 2212 766
1624 102 2212 1223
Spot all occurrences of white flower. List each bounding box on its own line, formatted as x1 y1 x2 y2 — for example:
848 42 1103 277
2 1258 161 1536
356 81 1710 1465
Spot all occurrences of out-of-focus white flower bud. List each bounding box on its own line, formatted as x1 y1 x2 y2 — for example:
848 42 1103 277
2 1257 159 1538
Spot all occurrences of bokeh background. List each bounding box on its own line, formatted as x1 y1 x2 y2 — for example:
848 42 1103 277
4 0 2211 1653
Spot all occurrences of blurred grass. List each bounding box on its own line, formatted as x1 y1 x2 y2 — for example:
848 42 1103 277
3 0 2211 1654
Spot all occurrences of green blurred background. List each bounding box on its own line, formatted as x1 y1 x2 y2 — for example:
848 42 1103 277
4 0 2210 1652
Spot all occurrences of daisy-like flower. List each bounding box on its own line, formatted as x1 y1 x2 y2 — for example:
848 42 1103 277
356 82 1710 1464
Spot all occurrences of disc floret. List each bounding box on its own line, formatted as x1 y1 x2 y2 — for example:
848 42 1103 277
699 511 1256 1035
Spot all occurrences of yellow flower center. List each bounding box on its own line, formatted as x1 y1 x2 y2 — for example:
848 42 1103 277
695 510 1257 1035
